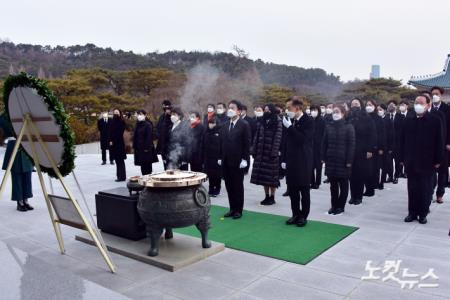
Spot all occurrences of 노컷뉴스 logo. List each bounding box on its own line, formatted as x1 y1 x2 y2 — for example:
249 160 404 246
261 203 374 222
361 260 438 289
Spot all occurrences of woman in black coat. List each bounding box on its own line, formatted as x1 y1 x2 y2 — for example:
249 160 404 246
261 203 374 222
347 98 377 205
133 110 156 175
310 105 326 189
164 107 190 170
251 104 283 205
109 108 127 181
322 104 355 214
189 111 205 172
363 100 386 197
203 116 222 196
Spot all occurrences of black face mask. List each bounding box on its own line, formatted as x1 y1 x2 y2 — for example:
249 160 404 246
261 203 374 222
113 114 120 119
351 106 361 112
263 111 271 119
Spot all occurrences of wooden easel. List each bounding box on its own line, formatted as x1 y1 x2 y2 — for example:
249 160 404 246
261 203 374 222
0 114 116 273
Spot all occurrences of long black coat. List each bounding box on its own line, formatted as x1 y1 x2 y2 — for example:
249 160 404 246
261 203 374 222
133 120 154 166
108 117 127 161
322 119 355 179
368 112 386 152
97 118 110 150
393 113 406 156
219 118 251 168
312 115 326 166
203 126 222 179
165 121 191 168
281 115 314 187
399 112 444 175
383 114 395 152
250 116 283 187
347 110 376 177
190 123 205 167
429 108 448 170
156 113 172 158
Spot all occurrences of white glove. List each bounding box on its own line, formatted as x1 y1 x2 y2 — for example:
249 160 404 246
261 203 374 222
282 116 292 128
217 159 222 166
239 159 248 169
281 162 286 169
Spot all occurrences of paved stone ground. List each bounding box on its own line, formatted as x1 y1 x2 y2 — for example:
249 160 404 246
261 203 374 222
1 148 450 299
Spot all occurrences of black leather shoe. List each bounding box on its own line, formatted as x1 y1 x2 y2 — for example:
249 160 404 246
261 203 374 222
311 184 319 190
323 178 330 184
101 161 106 165
23 200 34 211
261 196 275 206
348 198 355 205
110 161 115 165
353 199 362 205
418 216 427 224
327 207 336 215
286 216 298 225
334 208 344 215
393 178 398 184
404 215 416 222
378 184 384 190
224 211 234 218
282 191 289 197
232 212 242 219
363 191 374 197
296 217 307 227
115 179 126 182
17 201 27 212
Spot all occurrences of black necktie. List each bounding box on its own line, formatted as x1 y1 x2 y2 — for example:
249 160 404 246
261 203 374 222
229 122 234 132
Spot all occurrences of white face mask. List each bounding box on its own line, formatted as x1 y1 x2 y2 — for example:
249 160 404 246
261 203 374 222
399 105 407 113
320 108 325 114
432 95 441 103
208 123 216 129
305 109 311 115
377 110 385 117
414 104 425 114
170 115 179 123
217 108 224 114
102 113 108 118
286 110 295 119
190 117 197 124
366 106 375 113
227 109 237 118
326 108 333 115
137 115 145 121
311 111 318 118
207 107 214 113
332 113 342 121
255 111 263 118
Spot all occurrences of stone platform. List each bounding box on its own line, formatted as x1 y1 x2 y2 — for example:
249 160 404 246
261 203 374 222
75 232 224 272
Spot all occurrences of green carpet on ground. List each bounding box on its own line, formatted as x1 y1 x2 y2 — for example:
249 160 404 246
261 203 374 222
174 205 358 265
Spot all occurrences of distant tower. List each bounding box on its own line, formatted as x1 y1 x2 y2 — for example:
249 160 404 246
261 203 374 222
370 65 381 79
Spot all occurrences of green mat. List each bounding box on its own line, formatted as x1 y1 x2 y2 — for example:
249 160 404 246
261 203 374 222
174 205 358 265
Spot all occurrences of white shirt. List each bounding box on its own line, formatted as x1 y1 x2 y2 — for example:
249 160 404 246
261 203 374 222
171 120 181 131
229 117 239 129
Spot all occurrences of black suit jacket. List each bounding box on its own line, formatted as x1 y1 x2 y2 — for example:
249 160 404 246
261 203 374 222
97 118 110 150
220 118 251 168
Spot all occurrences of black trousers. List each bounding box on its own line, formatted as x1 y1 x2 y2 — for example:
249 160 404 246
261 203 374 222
432 169 447 198
223 165 245 213
102 149 113 163
329 177 349 209
394 152 404 178
382 151 394 182
287 185 310 219
365 154 382 192
140 163 153 176
311 161 322 186
208 176 222 195
351 156 369 200
115 159 126 180
407 172 432 218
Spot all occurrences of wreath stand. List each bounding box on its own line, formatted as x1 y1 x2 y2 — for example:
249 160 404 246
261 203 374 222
0 74 115 273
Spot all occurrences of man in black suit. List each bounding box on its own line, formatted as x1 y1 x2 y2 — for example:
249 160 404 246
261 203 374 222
281 99 314 227
97 112 113 165
400 94 444 224
431 86 450 203
156 100 173 170
219 100 251 219
310 105 325 189
380 103 395 188
393 101 407 180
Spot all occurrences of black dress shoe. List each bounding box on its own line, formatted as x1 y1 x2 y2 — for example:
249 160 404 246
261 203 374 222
232 212 242 219
224 211 234 218
418 216 427 224
353 199 362 205
404 215 416 222
17 201 27 212
323 178 330 184
386 177 393 183
115 179 126 182
348 198 355 205
261 195 275 206
378 184 384 190
334 208 344 215
311 184 319 190
393 178 398 184
101 161 106 165
296 217 307 227
282 191 289 197
328 207 336 215
23 200 34 211
110 161 115 165
286 216 298 225
363 191 375 197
